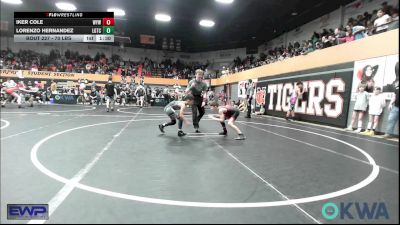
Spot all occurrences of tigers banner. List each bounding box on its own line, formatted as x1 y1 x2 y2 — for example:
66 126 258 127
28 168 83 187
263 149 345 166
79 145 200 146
256 69 353 127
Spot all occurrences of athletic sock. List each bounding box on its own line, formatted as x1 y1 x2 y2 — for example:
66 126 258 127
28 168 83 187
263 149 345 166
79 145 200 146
367 122 372 130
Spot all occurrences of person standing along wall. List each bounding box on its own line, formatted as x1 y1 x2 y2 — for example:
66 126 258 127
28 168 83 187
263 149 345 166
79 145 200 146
345 83 369 132
383 62 399 138
361 87 386 136
163 86 170 104
245 79 255 118
135 84 146 108
285 82 305 121
50 80 57 94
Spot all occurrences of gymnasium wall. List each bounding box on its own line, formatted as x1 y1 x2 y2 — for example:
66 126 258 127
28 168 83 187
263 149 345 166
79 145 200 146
213 29 399 86
262 8 342 52
230 83 238 102
255 63 354 128
252 59 398 134
2 30 397 92
221 30 399 134
0 36 246 66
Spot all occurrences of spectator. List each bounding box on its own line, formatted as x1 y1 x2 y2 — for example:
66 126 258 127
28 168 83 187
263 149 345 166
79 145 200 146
311 32 320 46
363 11 373 25
391 8 399 21
383 79 399 138
207 88 215 102
337 30 355 43
381 2 393 17
335 28 347 44
388 8 399 30
356 14 365 26
163 86 170 103
50 80 57 94
352 21 367 40
383 62 399 138
255 103 266 115
315 41 323 50
321 35 336 48
374 8 392 34
345 24 353 36
238 99 247 112
245 79 255 118
366 20 375 36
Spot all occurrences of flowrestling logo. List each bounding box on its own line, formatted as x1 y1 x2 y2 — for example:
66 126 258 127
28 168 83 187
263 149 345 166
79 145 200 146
321 202 389 220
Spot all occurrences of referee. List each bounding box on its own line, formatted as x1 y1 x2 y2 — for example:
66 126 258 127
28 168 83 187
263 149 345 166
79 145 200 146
245 79 254 118
186 69 208 133
104 78 117 112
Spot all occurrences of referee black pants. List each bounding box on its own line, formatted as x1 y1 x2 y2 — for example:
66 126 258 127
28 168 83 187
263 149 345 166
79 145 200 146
247 95 253 117
192 97 205 129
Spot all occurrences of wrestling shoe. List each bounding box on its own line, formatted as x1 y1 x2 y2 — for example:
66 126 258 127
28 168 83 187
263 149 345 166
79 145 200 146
159 124 165 133
219 130 227 136
360 130 370 135
382 134 394 139
344 126 353 131
235 133 246 140
178 130 187 137
366 130 375 136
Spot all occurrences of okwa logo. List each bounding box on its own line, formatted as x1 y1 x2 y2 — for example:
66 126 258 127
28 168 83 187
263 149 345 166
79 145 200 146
321 202 389 220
